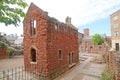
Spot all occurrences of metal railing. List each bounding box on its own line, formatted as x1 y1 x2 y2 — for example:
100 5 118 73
0 64 46 80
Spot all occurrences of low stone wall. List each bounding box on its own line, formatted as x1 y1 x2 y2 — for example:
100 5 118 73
109 51 120 80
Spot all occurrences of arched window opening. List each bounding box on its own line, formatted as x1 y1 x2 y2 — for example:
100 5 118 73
31 48 37 62
58 50 62 59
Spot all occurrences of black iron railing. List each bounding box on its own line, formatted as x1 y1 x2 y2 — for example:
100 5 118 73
0 64 46 80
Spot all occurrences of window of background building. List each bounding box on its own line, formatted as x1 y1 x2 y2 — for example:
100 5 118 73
115 43 119 51
114 24 118 28
114 31 119 36
113 15 118 21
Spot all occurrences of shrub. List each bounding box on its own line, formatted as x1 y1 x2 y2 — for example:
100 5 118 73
101 66 114 80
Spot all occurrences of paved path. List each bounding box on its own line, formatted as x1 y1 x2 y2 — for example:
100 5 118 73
55 53 106 80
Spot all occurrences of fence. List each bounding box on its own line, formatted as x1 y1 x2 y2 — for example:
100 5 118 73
0 64 46 80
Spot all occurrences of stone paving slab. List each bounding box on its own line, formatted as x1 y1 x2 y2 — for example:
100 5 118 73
55 53 106 80
82 75 100 80
80 69 101 77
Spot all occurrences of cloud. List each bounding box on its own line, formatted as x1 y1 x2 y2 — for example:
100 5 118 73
27 0 120 27
0 0 120 35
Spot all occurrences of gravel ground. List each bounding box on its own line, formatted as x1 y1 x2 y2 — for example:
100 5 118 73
0 55 24 71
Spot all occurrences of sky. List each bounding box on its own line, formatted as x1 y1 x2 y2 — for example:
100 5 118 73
1 0 120 36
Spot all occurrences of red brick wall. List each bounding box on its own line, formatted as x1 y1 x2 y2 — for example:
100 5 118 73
109 52 120 80
47 19 79 73
79 36 110 54
109 51 113 69
84 28 89 36
23 3 79 78
23 3 48 74
0 48 7 59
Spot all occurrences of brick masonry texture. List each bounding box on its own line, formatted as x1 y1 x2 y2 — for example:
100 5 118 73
23 3 79 79
0 48 7 59
79 36 111 54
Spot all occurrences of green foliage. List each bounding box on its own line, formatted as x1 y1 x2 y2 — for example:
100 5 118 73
101 67 114 80
92 34 104 45
0 41 6 48
6 47 12 54
0 35 10 46
0 0 28 26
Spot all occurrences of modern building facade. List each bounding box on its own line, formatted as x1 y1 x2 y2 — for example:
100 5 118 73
23 3 79 79
110 10 120 51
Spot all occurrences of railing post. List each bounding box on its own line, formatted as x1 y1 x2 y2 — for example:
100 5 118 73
3 70 5 80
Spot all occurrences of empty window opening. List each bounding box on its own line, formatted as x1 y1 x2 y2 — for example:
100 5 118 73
58 50 62 59
30 19 37 36
55 23 59 31
69 53 71 64
64 26 66 32
72 53 74 63
31 48 37 62
90 46 92 48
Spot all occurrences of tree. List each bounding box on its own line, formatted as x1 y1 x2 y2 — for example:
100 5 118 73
0 0 28 26
92 34 104 45
0 35 10 45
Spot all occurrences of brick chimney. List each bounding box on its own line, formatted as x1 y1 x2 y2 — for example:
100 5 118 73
84 28 89 36
65 16 71 25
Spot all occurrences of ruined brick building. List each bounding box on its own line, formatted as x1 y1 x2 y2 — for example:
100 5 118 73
79 28 111 54
23 3 79 79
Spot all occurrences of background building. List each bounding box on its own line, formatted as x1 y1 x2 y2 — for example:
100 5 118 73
110 10 120 51
79 29 111 54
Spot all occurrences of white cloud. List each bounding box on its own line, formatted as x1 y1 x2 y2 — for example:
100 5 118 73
0 0 120 35
26 0 120 26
